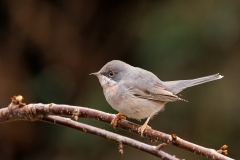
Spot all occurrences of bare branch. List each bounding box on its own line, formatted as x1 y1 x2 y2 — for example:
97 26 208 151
0 96 178 160
0 96 234 160
41 115 178 159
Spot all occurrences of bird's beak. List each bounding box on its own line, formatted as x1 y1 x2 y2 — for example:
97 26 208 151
90 72 100 76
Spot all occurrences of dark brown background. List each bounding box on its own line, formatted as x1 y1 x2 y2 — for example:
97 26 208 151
0 0 239 159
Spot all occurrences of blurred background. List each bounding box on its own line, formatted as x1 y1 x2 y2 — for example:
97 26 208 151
0 0 239 159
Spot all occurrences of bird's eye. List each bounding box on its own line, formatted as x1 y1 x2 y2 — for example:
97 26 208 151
108 71 115 77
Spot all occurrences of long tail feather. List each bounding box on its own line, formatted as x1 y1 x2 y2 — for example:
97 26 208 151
162 73 223 94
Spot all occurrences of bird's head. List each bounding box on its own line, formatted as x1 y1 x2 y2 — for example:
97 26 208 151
90 60 129 88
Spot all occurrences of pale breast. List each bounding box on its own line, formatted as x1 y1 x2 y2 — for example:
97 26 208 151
103 84 123 108
104 84 167 120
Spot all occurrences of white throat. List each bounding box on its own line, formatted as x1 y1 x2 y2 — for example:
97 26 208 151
98 75 117 89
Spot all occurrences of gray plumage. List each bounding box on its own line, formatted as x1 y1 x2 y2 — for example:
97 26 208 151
91 60 223 135
94 60 223 103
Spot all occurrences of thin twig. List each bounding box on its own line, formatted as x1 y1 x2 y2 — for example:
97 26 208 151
41 115 178 160
0 96 234 160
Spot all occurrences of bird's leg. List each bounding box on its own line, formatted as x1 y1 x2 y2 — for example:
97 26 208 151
138 116 152 137
111 113 126 129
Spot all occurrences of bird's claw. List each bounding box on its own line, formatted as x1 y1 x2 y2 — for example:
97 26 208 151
138 124 151 137
110 113 126 129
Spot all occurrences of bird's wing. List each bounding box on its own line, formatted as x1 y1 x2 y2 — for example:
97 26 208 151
124 69 186 102
127 83 186 102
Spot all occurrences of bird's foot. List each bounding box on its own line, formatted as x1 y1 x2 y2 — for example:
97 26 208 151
111 113 126 129
138 124 152 137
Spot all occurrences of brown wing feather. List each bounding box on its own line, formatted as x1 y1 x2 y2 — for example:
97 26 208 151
128 83 187 102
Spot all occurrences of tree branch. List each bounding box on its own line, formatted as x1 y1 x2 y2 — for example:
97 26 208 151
0 95 233 160
0 96 178 159
41 115 178 159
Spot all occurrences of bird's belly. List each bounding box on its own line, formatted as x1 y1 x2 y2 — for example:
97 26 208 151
117 98 166 120
103 85 166 120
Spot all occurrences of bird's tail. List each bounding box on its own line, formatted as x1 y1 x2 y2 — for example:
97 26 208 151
162 73 223 94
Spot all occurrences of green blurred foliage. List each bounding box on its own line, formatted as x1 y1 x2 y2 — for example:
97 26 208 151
0 0 239 159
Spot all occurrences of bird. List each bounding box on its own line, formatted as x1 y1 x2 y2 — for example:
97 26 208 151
90 60 223 136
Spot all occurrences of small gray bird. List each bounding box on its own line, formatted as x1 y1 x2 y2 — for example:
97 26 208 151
90 60 223 136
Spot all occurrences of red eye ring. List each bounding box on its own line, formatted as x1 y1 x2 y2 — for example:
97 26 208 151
108 71 115 77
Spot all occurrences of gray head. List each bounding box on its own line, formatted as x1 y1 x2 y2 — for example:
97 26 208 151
90 60 131 87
